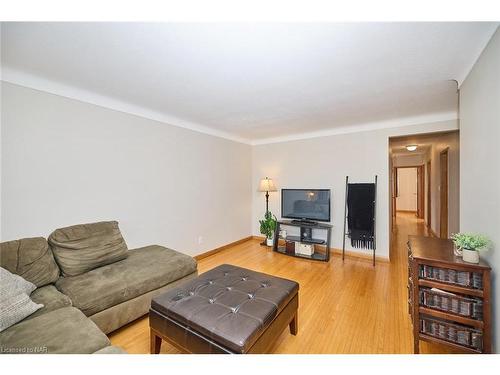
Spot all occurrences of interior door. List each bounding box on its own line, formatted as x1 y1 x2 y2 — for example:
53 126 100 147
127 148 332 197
396 167 418 213
439 149 449 238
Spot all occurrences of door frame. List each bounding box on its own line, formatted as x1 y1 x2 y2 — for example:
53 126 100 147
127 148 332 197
426 160 431 227
439 148 449 238
392 167 398 220
416 165 425 219
393 165 424 217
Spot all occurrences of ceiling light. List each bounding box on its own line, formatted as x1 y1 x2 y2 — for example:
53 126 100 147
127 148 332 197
406 145 418 152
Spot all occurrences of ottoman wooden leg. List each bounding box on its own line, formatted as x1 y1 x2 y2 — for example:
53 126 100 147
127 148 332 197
150 329 162 354
289 313 298 335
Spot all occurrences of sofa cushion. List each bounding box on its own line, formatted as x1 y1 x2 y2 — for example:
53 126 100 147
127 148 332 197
56 245 197 316
48 221 128 277
90 272 198 334
0 307 110 354
27 285 72 320
0 293 43 332
0 267 37 300
0 237 60 287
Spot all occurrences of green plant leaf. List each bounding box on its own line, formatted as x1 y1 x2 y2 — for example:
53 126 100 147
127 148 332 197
451 233 490 251
259 211 277 238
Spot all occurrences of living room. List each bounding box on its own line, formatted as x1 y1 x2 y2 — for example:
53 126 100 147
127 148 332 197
1 1 500 372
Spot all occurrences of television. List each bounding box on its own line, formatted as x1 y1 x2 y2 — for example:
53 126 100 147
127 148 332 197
281 189 331 222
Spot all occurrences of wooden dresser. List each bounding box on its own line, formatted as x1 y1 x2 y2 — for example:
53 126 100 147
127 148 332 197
407 235 491 353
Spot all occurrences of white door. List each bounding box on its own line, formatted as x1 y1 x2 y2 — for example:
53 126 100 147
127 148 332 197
396 168 418 212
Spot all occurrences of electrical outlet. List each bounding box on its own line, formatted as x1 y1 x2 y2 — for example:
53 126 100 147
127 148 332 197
198 236 203 245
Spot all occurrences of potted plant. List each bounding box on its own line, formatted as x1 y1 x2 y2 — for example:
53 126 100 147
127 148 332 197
259 211 277 246
451 233 490 264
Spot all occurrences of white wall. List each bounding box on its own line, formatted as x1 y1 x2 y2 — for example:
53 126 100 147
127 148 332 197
252 119 458 259
396 167 417 211
1 82 252 256
1 80 461 264
460 28 500 351
0 76 3 240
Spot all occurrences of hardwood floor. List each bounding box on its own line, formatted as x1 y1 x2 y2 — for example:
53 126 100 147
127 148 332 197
110 212 459 354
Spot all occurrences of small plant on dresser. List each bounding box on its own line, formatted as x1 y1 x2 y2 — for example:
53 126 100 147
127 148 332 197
451 233 490 264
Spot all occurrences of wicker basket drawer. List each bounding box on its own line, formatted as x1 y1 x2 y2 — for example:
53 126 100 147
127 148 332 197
420 315 483 351
419 265 483 289
419 287 483 319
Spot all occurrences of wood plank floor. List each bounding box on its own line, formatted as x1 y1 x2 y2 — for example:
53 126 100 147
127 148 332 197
110 212 460 354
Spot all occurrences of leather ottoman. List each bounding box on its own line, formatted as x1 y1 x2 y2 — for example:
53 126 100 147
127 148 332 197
149 264 299 354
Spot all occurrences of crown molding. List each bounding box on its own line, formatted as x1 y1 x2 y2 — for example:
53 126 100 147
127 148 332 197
251 112 458 145
1 67 252 145
2 67 458 147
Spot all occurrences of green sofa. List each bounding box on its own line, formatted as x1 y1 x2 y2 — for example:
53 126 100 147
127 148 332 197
0 221 198 354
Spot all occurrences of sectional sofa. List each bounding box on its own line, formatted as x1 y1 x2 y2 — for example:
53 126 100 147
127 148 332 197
0 221 198 354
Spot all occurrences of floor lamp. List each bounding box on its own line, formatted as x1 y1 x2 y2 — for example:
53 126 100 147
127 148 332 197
258 177 277 245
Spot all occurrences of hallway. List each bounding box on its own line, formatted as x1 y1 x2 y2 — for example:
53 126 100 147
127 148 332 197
390 130 460 240
391 211 431 286
392 211 431 259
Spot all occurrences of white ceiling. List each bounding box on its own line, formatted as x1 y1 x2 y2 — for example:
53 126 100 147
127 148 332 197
1 22 498 143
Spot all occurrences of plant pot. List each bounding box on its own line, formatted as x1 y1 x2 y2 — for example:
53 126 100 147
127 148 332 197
266 237 274 246
462 248 480 264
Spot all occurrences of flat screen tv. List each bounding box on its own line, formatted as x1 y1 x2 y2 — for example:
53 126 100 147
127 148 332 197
281 189 331 222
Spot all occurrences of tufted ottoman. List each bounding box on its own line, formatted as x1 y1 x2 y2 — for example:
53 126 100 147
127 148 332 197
149 264 299 354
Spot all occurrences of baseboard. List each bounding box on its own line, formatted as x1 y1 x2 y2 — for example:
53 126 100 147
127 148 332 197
255 236 389 263
396 210 417 213
252 235 266 241
195 236 389 263
331 248 390 263
194 236 253 261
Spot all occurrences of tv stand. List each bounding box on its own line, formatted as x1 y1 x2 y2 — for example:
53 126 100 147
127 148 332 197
273 220 332 262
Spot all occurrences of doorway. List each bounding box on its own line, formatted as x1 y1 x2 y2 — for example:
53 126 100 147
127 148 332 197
388 130 459 260
394 166 424 217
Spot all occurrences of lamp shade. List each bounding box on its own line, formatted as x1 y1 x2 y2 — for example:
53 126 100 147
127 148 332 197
258 177 277 192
